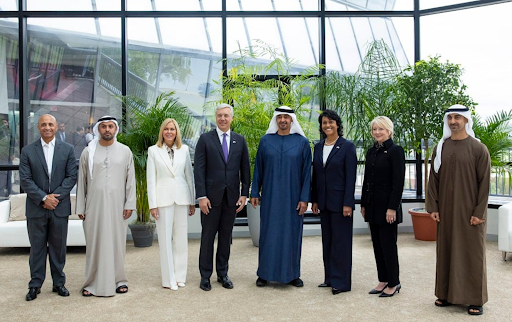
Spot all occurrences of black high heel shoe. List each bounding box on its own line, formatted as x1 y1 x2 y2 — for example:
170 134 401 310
369 283 388 294
379 284 401 297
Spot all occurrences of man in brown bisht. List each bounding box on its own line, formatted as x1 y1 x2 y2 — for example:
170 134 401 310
426 104 490 316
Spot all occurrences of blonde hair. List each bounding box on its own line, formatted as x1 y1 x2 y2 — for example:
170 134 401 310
156 118 182 149
370 116 394 139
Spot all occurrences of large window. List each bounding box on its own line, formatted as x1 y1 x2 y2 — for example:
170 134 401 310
0 0 510 200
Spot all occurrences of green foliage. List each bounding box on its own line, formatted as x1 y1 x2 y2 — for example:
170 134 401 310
117 92 189 223
473 110 512 181
324 40 402 154
394 56 476 152
207 40 323 169
128 50 193 85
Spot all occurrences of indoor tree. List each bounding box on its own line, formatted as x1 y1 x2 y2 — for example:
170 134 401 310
117 91 190 225
393 56 476 194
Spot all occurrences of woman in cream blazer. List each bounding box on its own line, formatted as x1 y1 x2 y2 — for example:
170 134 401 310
147 118 195 290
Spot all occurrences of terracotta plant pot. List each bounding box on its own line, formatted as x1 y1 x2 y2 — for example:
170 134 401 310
409 207 437 241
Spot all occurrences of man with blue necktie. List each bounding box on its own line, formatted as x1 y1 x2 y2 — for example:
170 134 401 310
194 103 250 291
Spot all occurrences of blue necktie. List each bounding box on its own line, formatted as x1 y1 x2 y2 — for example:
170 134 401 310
222 133 228 162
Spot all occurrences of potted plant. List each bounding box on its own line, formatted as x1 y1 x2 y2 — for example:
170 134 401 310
206 41 322 246
392 56 476 240
117 91 190 247
408 207 437 241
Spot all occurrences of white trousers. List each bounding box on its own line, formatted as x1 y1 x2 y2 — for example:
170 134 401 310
156 204 188 288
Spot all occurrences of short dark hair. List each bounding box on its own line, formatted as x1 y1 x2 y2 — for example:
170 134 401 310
318 109 343 137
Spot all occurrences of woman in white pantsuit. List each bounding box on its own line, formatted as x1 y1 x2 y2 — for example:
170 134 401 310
147 118 195 291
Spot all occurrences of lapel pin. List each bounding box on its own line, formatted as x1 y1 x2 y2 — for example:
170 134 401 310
336 146 340 149
233 140 236 144
384 151 388 154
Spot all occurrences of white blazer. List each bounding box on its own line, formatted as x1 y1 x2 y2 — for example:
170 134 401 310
147 144 195 209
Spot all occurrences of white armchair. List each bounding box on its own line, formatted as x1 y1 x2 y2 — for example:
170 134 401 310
498 201 512 261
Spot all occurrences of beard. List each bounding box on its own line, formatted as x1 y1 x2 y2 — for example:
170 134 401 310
101 133 114 141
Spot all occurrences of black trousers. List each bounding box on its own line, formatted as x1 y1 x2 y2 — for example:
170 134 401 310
26 212 68 288
199 190 237 279
369 223 400 287
320 209 353 291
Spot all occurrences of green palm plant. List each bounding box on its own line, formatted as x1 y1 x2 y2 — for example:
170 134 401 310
207 40 323 169
117 91 189 224
324 40 402 155
473 110 512 185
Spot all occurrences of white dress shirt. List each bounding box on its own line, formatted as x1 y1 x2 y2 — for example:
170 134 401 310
216 128 231 154
41 137 55 179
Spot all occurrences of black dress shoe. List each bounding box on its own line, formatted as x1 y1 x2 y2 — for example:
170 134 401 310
332 288 349 295
318 283 331 288
200 278 211 291
379 284 401 297
52 285 70 297
26 287 41 301
288 278 304 287
369 283 388 294
256 277 268 287
217 276 234 289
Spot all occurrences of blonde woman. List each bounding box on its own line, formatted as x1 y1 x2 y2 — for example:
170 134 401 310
147 118 195 290
361 116 405 298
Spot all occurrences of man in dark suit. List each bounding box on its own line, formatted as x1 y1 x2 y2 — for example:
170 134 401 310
56 122 67 142
194 103 250 291
71 126 85 159
19 114 77 301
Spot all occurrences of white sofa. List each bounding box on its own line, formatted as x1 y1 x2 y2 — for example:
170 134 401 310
498 201 512 261
0 194 86 247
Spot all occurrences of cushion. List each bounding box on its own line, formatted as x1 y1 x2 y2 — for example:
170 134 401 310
8 193 27 221
8 193 80 221
69 195 79 220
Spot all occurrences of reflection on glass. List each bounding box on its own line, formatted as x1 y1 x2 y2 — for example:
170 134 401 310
26 18 121 152
159 19 210 51
420 0 469 10
326 18 361 72
0 0 17 11
228 0 318 11
127 0 153 11
0 170 19 199
29 18 97 35
229 18 318 68
95 0 121 11
0 20 20 191
326 17 409 73
126 17 222 148
27 0 93 11
154 0 201 11
326 0 406 11
127 18 159 44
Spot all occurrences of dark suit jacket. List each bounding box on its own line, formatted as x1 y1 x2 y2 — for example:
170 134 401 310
361 138 405 225
56 131 68 143
194 130 250 207
311 137 357 212
19 138 78 218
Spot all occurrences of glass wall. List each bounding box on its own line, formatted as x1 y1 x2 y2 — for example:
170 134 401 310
0 0 509 200
0 18 18 198
26 18 122 160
